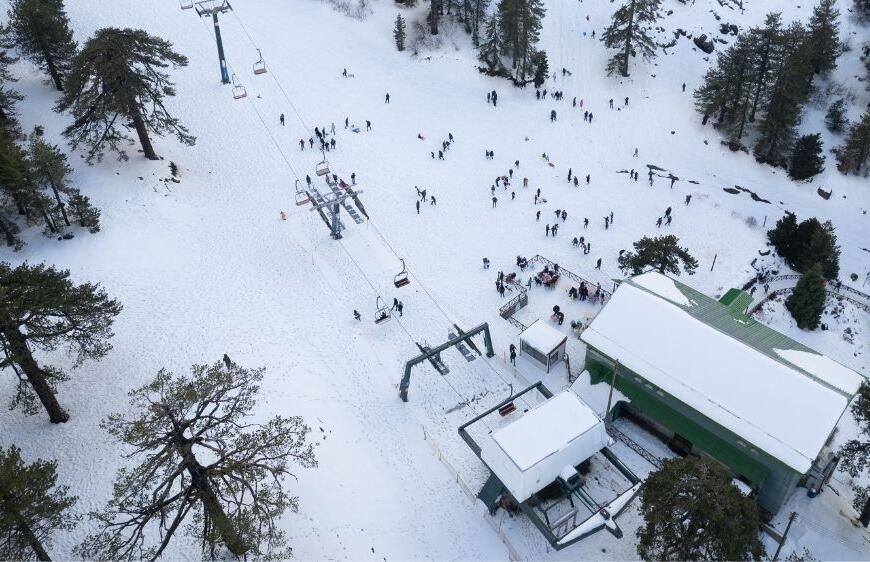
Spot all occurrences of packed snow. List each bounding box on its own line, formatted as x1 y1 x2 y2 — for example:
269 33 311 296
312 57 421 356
0 0 869 559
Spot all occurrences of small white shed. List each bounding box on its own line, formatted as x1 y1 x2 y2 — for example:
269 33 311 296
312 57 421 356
480 391 610 502
519 320 568 372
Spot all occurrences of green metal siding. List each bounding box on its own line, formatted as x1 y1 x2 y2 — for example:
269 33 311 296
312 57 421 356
587 349 800 514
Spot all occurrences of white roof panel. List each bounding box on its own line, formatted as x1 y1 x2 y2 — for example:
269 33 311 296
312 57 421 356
581 277 855 473
520 320 567 354
492 391 601 470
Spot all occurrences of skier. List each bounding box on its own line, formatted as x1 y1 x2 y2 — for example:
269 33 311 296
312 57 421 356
280 113 285 126
589 113 593 123
604 217 609 229
536 90 541 100
487 92 491 103
584 110 589 121
385 93 390 103
573 97 577 107
515 159 519 168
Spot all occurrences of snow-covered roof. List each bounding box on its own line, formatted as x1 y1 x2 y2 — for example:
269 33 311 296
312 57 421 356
481 391 610 502
581 275 860 474
520 320 568 353
632 271 693 306
772 348 863 396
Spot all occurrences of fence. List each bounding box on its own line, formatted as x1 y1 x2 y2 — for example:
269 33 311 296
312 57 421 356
747 274 870 315
422 426 523 561
497 255 613 331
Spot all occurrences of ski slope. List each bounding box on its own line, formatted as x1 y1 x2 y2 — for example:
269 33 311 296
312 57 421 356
0 0 868 559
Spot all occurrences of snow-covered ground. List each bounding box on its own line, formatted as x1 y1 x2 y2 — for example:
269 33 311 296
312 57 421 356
1 0 869 559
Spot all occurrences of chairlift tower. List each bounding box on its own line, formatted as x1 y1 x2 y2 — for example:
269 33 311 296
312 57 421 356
195 1 233 84
309 189 362 240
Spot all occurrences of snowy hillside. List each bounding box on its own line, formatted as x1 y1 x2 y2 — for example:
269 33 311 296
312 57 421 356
0 0 868 559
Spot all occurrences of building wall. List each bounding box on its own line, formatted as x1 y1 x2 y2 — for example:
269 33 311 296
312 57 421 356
586 347 802 515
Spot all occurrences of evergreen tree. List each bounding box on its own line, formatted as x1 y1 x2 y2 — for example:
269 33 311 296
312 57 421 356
0 131 58 241
786 263 826 329
0 445 78 561
497 0 546 81
789 133 825 180
77 359 317 560
429 0 441 35
56 28 195 163
767 211 798 259
836 107 870 175
747 13 783 123
531 49 548 88
0 49 23 139
694 39 755 142
393 13 406 52
753 22 811 167
854 0 870 22
470 0 490 46
478 14 503 72
0 261 122 423
618 235 698 276
839 381 870 527
769 215 840 279
2 0 77 92
805 0 841 79
27 131 100 232
636 456 765 561
824 98 848 133
601 0 661 77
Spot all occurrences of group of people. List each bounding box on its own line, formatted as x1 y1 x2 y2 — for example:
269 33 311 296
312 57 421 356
567 281 605 304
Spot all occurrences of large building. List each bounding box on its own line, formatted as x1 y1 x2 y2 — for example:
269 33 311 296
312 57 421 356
581 271 865 515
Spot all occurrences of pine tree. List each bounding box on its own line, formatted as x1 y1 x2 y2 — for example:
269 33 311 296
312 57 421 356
470 0 490 46
77 359 317 560
3 0 77 92
806 0 841 80
27 131 100 232
618 235 698 276
836 107 870 175
393 14 406 51
429 0 441 35
768 214 839 279
601 0 661 77
825 98 848 133
55 28 195 163
478 14 503 72
637 456 765 561
839 381 870 527
747 13 783 123
694 39 755 141
786 263 826 329
0 131 54 241
0 445 78 561
531 49 548 88
854 0 870 22
0 49 23 139
497 0 546 81
0 261 122 423
753 22 811 167
789 133 825 180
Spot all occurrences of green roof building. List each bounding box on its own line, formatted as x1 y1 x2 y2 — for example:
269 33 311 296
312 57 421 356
581 272 865 516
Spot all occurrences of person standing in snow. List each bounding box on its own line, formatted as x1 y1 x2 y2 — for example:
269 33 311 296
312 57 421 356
586 174 590 185
431 196 437 206
561 210 567 221
685 194 692 205
584 217 589 228
568 168 573 182
682 82 686 92
665 206 672 217
299 139 304 150
609 98 613 109
550 109 557 121
280 113 285 126
666 215 672 226
492 196 498 208
656 217 663 228
546 224 551 236
306 174 312 187
397 301 404 316
385 93 390 103
351 172 356 184
595 258 602 270
416 200 420 214
509 344 517 365
624 97 629 106
366 120 371 131
353 310 361 321
536 210 541 221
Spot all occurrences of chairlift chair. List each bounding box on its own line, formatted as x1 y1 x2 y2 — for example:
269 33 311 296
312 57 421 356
315 155 330 177
374 297 392 324
180 0 194 9
394 258 411 288
253 49 267 75
231 74 247 100
294 180 309 206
